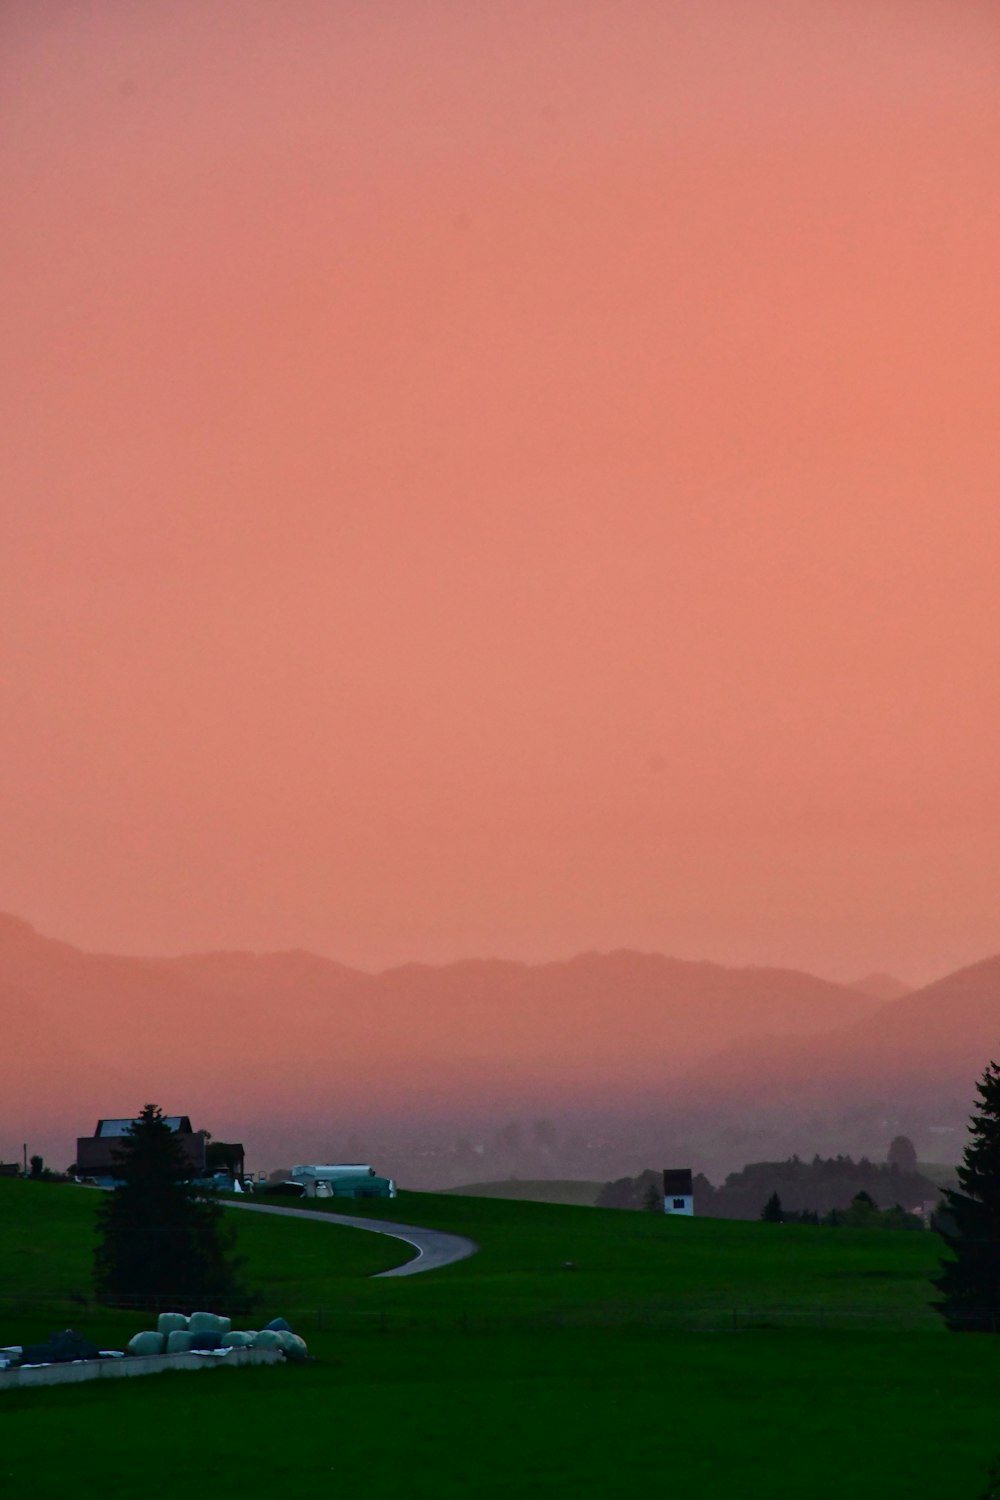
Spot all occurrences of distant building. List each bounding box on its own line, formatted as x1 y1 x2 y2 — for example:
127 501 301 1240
291 1163 396 1200
662 1168 694 1216
73 1116 245 1189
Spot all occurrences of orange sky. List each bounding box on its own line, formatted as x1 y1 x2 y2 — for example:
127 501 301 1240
3 1 1000 984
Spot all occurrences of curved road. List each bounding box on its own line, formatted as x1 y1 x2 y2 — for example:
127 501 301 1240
224 1199 479 1277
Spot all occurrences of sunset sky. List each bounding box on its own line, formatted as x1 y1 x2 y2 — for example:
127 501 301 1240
3 1 1000 985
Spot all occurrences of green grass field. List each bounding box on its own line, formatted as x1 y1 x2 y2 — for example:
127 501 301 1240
1 1179 997 1498
444 1177 605 1205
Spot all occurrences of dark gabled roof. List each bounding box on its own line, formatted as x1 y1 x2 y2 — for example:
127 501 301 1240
662 1168 694 1196
95 1116 193 1137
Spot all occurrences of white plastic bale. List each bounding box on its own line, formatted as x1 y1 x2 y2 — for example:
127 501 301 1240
127 1331 165 1356
220 1331 253 1349
157 1312 189 1335
188 1311 232 1335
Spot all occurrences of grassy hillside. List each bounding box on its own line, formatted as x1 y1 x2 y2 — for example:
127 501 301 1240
1 1180 997 1499
0 1179 410 1346
443 1178 604 1206
247 1188 951 1330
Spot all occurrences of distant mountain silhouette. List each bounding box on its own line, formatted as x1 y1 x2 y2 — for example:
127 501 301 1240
1 912 882 1164
850 971 912 1003
7 911 999 1172
679 954 1000 1116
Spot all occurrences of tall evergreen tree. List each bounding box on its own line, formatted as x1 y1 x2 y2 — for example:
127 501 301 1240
642 1182 662 1213
887 1134 918 1173
932 1061 1000 1332
761 1191 783 1223
94 1104 247 1311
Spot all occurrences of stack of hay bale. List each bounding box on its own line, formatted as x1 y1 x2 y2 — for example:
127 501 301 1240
126 1313 308 1360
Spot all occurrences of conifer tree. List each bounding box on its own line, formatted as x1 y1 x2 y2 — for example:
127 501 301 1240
94 1104 247 1310
932 1061 1000 1332
761 1191 783 1222
887 1134 918 1173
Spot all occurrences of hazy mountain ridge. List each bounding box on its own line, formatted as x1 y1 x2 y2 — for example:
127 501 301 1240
678 954 1000 1115
2 913 880 1153
3 911 996 1175
0 916 880 1064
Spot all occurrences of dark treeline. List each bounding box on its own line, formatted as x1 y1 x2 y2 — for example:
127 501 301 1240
598 1154 942 1221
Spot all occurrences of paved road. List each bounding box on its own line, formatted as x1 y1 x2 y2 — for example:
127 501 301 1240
223 1200 479 1277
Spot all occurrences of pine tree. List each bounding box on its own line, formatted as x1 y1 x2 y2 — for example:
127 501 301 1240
932 1060 1000 1332
761 1191 783 1223
94 1104 248 1311
887 1134 918 1173
642 1182 662 1213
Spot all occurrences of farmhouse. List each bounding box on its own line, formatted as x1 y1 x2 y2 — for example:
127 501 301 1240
663 1168 695 1216
73 1116 245 1189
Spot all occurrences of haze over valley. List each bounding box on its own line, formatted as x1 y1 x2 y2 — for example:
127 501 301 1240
4 911 989 1186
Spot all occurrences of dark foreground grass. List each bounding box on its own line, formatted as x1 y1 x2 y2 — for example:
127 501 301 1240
3 1323 997 1499
2 1181 998 1499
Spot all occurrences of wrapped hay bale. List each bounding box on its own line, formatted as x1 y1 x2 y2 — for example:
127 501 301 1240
157 1312 189 1336
188 1311 232 1335
253 1329 282 1350
220 1331 253 1349
264 1316 292 1333
166 1330 195 1354
127 1331 165 1356
285 1334 308 1361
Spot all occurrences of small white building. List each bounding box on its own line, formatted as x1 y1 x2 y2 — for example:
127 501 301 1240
663 1168 694 1216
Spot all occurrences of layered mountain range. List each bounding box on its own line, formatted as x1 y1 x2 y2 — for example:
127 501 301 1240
2 911 996 1174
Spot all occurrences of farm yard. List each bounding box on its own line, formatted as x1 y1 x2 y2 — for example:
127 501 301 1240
1 1178 997 1498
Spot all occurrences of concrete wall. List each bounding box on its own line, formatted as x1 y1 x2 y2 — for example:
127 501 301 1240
0 1345 283 1393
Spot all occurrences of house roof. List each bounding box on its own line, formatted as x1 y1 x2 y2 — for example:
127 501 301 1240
94 1116 193 1137
662 1168 694 1196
